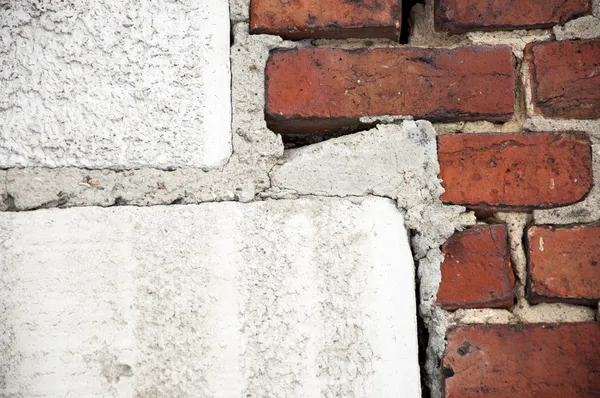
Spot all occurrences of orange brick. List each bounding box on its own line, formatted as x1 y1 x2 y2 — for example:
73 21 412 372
437 224 514 310
527 223 600 305
438 132 593 210
526 40 600 119
435 0 591 32
265 46 515 134
443 323 600 397
250 0 402 40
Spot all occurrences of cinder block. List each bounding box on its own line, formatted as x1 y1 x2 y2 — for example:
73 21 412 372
0 0 231 169
0 198 421 397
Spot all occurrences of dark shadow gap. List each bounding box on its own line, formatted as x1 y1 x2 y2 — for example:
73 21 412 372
280 120 381 149
400 0 425 44
409 228 432 398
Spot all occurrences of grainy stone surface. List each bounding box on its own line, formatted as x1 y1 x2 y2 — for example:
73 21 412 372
527 224 600 305
0 198 421 397
443 323 600 397
437 224 515 310
554 15 600 39
0 0 231 169
250 0 402 40
266 119 477 398
525 40 600 119
271 121 437 198
265 46 515 134
438 132 593 209
435 0 591 32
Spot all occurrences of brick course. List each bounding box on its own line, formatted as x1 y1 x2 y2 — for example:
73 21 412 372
438 132 593 210
527 224 600 305
526 40 600 119
435 0 591 32
443 323 600 397
265 46 515 134
437 224 515 310
250 0 402 40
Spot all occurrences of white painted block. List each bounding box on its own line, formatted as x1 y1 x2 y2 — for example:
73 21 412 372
0 0 231 169
0 198 421 397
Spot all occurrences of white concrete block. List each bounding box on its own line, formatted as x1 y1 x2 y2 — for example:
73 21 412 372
271 121 438 198
0 0 231 169
0 198 420 397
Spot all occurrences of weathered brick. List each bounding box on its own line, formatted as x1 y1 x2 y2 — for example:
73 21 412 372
438 132 593 210
437 224 515 310
527 224 600 305
435 0 591 32
250 0 402 40
265 46 515 134
526 40 600 119
443 323 600 397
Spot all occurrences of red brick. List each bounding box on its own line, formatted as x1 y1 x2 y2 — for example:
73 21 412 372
265 46 515 134
527 224 600 305
438 132 593 210
526 40 600 119
443 323 600 398
435 0 591 32
437 224 515 310
250 0 402 40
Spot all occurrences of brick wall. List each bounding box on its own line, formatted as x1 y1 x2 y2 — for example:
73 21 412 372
251 0 600 396
1 0 598 396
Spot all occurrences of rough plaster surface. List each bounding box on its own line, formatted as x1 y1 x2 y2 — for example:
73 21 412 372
2 24 285 210
554 15 600 40
271 121 438 198
0 198 421 397
1 0 231 169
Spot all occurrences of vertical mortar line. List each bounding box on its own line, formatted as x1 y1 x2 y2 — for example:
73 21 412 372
493 212 533 307
512 53 529 131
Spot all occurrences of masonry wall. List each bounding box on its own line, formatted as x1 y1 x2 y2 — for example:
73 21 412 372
1 0 600 397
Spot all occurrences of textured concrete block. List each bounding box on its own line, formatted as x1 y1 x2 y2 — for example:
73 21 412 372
0 198 420 397
0 0 231 169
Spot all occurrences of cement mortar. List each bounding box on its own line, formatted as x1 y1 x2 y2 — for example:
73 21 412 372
554 15 600 40
270 121 441 198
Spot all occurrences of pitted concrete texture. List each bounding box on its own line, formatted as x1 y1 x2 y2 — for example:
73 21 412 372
1 0 231 169
271 121 437 198
0 198 421 397
266 120 477 398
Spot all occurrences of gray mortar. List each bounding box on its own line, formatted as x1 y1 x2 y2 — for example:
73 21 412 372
554 15 600 40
